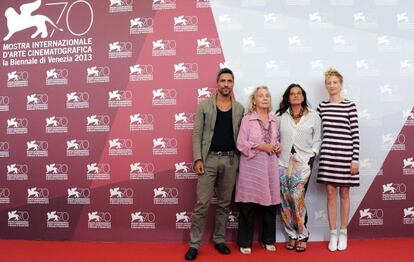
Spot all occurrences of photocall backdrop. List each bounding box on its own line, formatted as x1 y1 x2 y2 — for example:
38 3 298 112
0 0 413 242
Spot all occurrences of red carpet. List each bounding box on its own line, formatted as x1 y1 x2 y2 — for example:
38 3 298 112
0 239 412 261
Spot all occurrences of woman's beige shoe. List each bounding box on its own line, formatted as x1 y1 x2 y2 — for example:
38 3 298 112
262 244 276 252
239 247 252 255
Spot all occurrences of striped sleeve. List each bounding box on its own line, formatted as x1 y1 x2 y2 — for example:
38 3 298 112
349 102 359 163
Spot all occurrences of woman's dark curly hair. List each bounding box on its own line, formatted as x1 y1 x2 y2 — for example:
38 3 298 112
275 83 309 116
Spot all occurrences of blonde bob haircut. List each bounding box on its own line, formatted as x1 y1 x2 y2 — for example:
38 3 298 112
324 68 343 84
246 85 273 113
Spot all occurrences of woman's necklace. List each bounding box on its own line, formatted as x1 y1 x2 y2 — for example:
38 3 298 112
257 119 272 143
290 107 304 119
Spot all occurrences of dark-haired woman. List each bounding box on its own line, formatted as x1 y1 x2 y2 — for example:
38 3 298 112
276 84 321 252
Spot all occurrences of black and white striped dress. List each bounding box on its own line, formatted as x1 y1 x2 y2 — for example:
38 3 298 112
316 100 360 187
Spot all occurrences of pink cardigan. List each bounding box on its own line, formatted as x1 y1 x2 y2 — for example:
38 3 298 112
235 112 281 206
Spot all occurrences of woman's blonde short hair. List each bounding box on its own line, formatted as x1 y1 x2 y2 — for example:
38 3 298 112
324 68 343 84
247 85 273 113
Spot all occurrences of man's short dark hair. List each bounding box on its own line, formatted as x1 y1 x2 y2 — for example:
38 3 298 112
216 68 234 82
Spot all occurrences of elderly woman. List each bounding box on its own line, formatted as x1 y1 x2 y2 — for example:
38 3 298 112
317 69 359 251
235 85 281 255
276 84 321 252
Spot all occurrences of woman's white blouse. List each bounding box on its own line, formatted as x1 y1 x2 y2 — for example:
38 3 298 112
277 108 322 167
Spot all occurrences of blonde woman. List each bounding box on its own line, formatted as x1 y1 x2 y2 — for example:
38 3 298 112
235 86 281 254
317 69 360 251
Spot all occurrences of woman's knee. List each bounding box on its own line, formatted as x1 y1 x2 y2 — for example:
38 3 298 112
339 187 350 200
293 183 305 195
326 185 337 200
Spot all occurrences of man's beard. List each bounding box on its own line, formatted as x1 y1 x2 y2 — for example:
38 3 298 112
218 88 231 96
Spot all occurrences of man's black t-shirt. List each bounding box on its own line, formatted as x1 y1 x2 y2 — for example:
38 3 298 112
209 107 235 152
